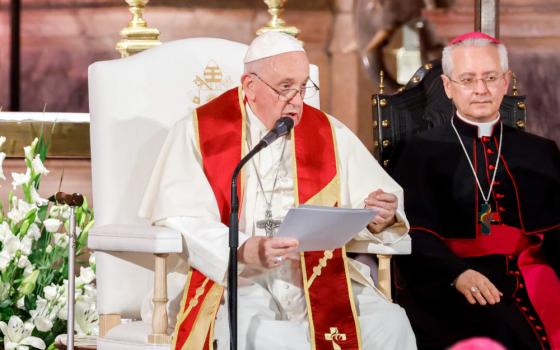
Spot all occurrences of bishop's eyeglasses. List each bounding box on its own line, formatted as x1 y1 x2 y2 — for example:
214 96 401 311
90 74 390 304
250 73 320 101
447 72 507 91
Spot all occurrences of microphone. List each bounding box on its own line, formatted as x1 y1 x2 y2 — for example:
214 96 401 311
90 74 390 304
48 192 84 207
258 116 294 147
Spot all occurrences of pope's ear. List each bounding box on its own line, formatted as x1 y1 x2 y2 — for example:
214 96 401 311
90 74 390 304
241 74 256 100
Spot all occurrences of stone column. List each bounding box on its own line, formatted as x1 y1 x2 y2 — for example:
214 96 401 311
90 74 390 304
329 0 375 150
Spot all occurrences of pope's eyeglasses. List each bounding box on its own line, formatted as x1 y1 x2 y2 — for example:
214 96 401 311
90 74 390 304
250 73 319 101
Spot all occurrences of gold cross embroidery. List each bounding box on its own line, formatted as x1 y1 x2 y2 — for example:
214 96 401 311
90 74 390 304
324 327 347 350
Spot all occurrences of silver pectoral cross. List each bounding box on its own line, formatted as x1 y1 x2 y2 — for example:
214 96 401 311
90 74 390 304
256 208 282 237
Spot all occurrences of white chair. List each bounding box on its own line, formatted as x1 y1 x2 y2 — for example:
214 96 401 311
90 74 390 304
87 37 322 350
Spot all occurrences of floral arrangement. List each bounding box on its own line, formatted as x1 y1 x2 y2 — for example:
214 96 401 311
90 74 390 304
0 135 97 349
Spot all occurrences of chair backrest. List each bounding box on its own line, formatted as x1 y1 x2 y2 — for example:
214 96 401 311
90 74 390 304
89 38 249 318
88 37 321 318
372 59 527 168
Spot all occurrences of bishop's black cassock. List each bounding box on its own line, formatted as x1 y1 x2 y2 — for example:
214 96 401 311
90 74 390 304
391 115 560 350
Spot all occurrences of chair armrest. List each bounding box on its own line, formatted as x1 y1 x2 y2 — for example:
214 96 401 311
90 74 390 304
346 234 411 255
88 224 183 254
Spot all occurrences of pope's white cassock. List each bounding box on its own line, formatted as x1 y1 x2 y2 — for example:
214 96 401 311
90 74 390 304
139 98 416 349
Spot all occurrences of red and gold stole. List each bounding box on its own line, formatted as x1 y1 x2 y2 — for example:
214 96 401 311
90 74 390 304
173 87 361 350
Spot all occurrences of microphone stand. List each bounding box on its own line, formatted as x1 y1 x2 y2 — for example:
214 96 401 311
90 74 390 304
228 142 266 350
49 192 84 350
228 116 293 350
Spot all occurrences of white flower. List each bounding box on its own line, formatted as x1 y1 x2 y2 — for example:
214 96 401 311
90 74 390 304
33 317 52 333
45 245 52 254
26 224 41 240
17 256 30 269
7 199 36 225
43 285 57 301
0 152 6 181
57 307 67 321
16 297 25 310
50 205 71 220
23 265 34 277
30 296 57 333
43 218 61 233
11 169 30 190
49 205 65 219
53 233 68 248
88 253 96 266
75 300 99 336
31 155 49 176
23 146 33 161
29 186 48 206
6 208 24 225
0 250 12 271
0 316 46 350
20 237 32 256
81 284 97 302
0 282 10 300
0 222 12 242
29 298 47 320
0 136 5 148
78 267 95 285
4 236 21 257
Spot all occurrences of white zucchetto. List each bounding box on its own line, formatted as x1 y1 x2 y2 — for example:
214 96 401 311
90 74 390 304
244 31 304 63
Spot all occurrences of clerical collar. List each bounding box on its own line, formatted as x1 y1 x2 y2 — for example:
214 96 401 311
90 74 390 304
455 112 500 138
245 100 268 135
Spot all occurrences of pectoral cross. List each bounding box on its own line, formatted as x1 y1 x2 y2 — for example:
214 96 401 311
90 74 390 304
256 208 282 237
480 201 492 235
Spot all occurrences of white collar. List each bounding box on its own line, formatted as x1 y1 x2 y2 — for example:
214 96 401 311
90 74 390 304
245 101 268 134
456 112 500 138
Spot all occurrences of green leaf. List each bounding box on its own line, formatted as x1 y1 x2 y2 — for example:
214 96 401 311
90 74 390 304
18 220 30 237
22 207 38 224
22 183 32 203
0 299 12 309
36 129 50 162
7 191 14 210
37 204 49 222
18 270 39 296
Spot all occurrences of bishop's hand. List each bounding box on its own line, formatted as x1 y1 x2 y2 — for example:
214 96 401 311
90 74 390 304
365 189 398 233
454 269 503 305
238 236 299 269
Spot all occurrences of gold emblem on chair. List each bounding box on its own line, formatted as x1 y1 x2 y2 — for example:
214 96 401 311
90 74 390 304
192 60 234 105
324 327 347 350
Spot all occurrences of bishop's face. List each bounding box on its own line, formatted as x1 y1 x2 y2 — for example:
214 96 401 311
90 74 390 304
442 45 511 123
243 51 310 130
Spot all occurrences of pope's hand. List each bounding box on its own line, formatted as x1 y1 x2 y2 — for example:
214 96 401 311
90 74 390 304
238 236 299 269
365 189 397 233
454 269 503 305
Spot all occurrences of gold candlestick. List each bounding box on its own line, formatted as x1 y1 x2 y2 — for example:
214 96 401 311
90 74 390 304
116 0 161 58
257 0 300 37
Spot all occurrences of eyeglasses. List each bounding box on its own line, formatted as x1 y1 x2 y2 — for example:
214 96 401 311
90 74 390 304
250 73 319 101
447 73 506 90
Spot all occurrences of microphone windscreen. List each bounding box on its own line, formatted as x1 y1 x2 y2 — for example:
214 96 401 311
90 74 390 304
275 116 294 136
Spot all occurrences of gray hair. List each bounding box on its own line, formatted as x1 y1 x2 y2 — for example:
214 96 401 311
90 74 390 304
442 38 508 76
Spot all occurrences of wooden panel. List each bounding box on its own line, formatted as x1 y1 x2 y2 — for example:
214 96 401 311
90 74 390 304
0 158 93 209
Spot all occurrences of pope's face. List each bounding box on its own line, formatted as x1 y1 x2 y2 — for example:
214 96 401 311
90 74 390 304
243 51 310 130
442 45 510 123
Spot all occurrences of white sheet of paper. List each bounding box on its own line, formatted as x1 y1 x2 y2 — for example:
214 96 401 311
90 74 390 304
276 205 377 252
